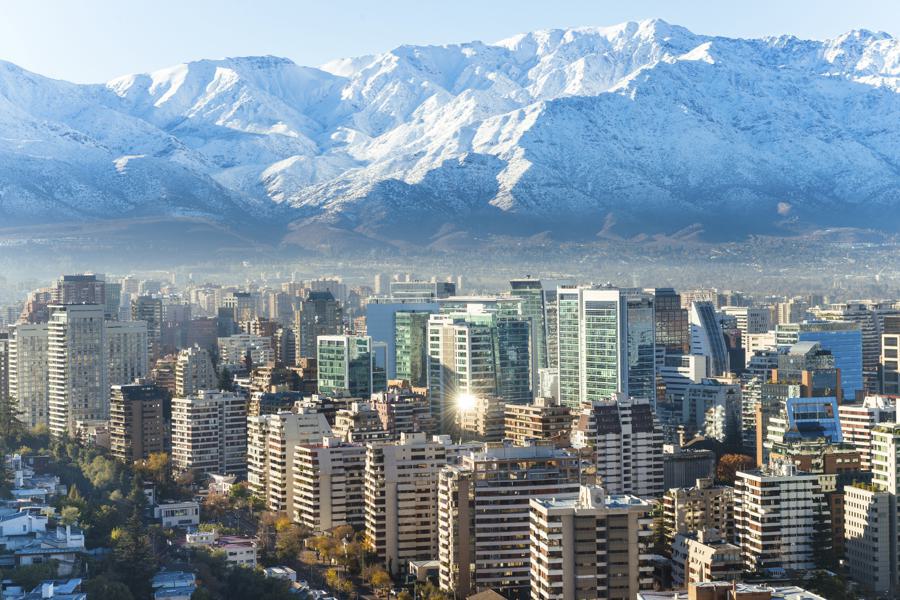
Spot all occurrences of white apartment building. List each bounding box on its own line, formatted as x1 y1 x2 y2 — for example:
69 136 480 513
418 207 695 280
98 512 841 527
365 432 449 576
838 396 896 470
175 345 216 397
105 320 149 386
171 390 247 478
438 443 580 599
48 304 108 438
734 462 826 573
293 437 366 532
529 484 653 600
247 409 332 512
571 393 664 497
217 333 274 369
8 323 50 427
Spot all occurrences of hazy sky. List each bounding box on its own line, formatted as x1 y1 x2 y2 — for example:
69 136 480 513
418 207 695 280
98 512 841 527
3 0 899 83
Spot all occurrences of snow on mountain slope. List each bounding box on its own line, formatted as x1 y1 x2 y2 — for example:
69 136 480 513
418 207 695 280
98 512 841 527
3 19 900 244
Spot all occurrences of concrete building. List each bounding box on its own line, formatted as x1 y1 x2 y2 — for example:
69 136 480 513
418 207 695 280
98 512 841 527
294 291 343 359
838 395 895 470
372 388 435 437
7 323 49 428
48 304 108 438
247 410 332 513
365 433 449 576
776 320 863 401
671 529 742 586
333 402 391 443
662 478 734 545
439 443 579 598
721 306 772 339
504 397 572 446
293 437 366 532
131 295 163 361
844 483 895 597
734 462 826 573
881 315 900 394
105 320 149 386
663 448 717 490
175 346 216 397
109 381 166 463
218 333 274 370
682 378 741 443
529 484 653 600
571 394 664 497
171 390 247 478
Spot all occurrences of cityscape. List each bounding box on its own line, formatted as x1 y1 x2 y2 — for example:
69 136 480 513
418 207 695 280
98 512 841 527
5 2 900 600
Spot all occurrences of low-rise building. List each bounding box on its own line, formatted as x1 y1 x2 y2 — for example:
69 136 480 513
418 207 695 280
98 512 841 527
154 500 200 529
671 528 742 586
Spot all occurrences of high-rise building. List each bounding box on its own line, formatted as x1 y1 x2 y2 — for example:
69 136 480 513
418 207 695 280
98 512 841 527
427 304 531 432
218 333 274 370
317 335 377 397
131 295 163 361
47 304 108 438
734 462 827 572
662 478 734 546
504 397 572 446
294 291 343 359
671 528 742 587
510 278 548 383
839 395 896 470
105 320 149 386
844 423 900 596
51 274 105 306
649 288 690 356
776 321 863 400
689 301 730 377
247 410 332 512
293 437 366 532
371 388 435 437
571 394 664 497
439 443 580 598
175 346 216 397
682 378 741 443
721 306 772 339
393 310 432 386
223 292 257 323
529 484 653 600
388 281 455 300
273 327 297 367
109 381 166 463
881 316 900 394
810 302 899 395
0 333 7 410
171 390 247 478
365 433 449 576
7 323 49 428
557 287 627 408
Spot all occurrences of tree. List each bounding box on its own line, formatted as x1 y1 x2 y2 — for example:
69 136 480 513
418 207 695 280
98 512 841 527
59 505 81 526
83 576 135 600
649 501 669 556
275 522 308 564
112 485 158 598
716 453 755 485
0 394 24 450
5 561 59 589
366 567 392 597
218 367 234 392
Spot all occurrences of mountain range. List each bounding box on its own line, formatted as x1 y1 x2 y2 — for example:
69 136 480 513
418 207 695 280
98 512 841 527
3 19 900 252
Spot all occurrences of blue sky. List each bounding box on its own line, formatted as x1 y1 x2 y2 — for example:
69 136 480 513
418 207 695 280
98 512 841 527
2 0 899 83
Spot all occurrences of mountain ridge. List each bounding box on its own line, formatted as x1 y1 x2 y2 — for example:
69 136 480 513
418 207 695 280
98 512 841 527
2 19 900 250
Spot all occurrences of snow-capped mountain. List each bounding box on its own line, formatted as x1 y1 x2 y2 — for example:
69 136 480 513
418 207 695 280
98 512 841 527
3 19 900 247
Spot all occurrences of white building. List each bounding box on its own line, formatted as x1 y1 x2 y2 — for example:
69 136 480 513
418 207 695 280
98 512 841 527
217 333 273 370
247 409 332 512
529 485 653 600
154 500 200 528
48 304 108 438
365 432 449 576
571 394 664 497
439 443 579 598
734 462 826 573
8 323 50 427
171 390 247 478
293 437 366 532
839 395 896 470
175 346 216 397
